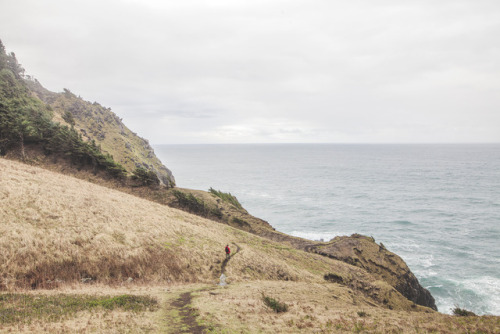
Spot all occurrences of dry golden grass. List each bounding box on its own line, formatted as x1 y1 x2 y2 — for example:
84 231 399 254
0 158 360 290
0 284 186 333
194 281 500 333
1 309 158 333
1 158 499 333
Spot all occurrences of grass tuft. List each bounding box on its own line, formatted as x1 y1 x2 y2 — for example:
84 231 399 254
452 306 476 317
261 292 288 313
357 311 368 317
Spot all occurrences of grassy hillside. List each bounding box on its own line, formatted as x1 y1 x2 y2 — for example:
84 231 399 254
0 39 435 311
0 38 174 187
26 80 175 187
0 158 376 290
1 158 498 333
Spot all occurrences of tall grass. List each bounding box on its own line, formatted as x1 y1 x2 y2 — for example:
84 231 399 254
9 247 183 290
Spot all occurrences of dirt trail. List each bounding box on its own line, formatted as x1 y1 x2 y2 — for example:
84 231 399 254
167 291 207 334
221 242 241 275
163 243 241 333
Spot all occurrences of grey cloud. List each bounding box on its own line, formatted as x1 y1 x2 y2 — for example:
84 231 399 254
1 0 499 143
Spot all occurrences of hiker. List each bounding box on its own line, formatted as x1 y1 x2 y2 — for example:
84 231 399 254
225 244 230 259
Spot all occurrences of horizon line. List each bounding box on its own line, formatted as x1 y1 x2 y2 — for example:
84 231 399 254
152 142 500 146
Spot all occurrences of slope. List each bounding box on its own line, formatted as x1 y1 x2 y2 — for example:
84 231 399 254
0 158 420 310
2 158 499 333
0 38 174 187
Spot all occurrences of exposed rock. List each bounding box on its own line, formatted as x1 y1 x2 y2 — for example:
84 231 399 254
306 234 437 310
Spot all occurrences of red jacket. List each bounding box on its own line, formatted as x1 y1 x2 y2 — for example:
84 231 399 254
225 246 230 254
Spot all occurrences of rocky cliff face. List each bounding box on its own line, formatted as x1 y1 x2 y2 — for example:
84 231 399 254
25 80 174 187
306 234 437 310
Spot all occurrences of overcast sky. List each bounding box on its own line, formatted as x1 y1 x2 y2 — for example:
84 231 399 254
1 0 499 144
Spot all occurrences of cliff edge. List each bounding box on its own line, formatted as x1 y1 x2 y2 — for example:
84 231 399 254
26 80 175 187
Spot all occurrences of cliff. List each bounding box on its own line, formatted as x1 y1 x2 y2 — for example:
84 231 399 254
25 81 175 187
0 39 174 187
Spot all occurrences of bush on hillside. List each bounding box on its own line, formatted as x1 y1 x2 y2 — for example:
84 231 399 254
132 167 160 186
452 306 476 317
209 187 243 210
261 293 288 313
172 190 222 219
324 273 345 284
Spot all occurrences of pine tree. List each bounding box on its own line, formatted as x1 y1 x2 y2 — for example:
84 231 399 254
0 39 7 70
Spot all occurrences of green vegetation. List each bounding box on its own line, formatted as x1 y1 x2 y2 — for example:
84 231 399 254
132 167 160 186
452 306 477 317
261 293 288 313
232 217 252 230
61 110 75 126
209 187 243 210
172 190 222 219
0 293 158 324
0 41 127 179
0 39 174 186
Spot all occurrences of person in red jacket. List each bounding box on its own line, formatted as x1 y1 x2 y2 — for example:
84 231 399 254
225 244 230 259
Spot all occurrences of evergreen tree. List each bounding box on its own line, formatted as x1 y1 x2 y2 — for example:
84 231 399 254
0 39 7 70
6 52 24 78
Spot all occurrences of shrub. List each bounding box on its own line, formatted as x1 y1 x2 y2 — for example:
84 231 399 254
209 187 243 210
324 273 344 284
452 306 476 317
232 217 251 230
173 190 222 219
261 293 288 313
357 311 368 317
132 167 160 186
62 110 75 126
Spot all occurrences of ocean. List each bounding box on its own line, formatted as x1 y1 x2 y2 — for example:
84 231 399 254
154 144 500 315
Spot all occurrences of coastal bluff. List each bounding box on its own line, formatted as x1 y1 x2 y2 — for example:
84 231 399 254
164 188 437 310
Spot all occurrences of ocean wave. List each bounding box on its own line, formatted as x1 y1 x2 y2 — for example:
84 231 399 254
427 275 500 315
461 276 500 315
392 220 415 225
290 230 347 242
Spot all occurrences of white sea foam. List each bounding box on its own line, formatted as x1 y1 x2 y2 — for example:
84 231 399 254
462 276 500 315
290 231 344 242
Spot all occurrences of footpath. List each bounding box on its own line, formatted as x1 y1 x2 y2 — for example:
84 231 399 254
162 243 241 333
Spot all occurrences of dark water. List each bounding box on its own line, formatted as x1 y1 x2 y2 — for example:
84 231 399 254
154 144 500 315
